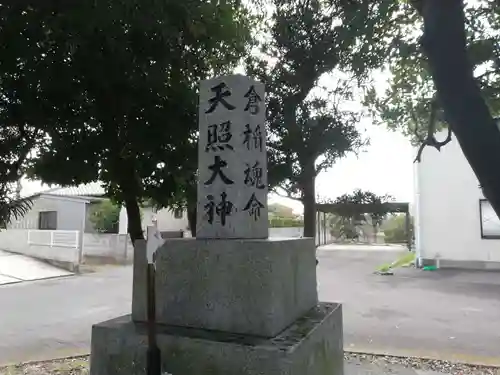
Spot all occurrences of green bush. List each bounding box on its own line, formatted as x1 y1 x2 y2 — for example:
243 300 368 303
269 217 304 228
89 200 120 233
383 214 413 243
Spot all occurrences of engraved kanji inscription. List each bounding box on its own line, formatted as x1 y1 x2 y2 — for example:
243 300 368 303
244 161 265 189
206 121 234 152
205 82 236 114
244 85 262 115
204 192 234 226
243 124 263 152
243 193 265 221
204 155 234 185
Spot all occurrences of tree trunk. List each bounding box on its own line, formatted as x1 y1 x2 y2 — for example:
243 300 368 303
115 159 145 246
124 194 144 245
187 199 197 237
416 0 500 218
372 223 378 244
301 164 316 238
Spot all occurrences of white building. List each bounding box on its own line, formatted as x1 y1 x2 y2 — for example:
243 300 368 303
15 182 189 236
117 205 188 235
414 129 500 270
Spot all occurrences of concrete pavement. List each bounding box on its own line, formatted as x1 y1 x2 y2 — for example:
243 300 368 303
0 246 499 367
0 250 72 285
0 266 130 364
318 246 500 366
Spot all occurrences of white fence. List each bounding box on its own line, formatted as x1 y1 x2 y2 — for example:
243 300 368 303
0 226 333 271
0 229 81 269
28 230 79 248
0 229 135 270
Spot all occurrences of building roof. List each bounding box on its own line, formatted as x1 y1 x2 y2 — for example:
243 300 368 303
37 182 106 197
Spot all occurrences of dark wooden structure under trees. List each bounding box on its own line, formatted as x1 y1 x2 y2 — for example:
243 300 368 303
315 202 412 250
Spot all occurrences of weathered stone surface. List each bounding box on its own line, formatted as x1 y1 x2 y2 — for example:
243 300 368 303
196 74 268 239
90 302 343 375
131 239 147 324
132 237 318 337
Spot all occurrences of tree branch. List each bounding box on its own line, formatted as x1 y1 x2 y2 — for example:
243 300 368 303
271 187 303 202
414 97 452 162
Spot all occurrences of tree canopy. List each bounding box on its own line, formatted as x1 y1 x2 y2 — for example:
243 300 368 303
246 0 400 237
324 189 395 242
365 0 500 220
0 0 254 242
366 1 500 170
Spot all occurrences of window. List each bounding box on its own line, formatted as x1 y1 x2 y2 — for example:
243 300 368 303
38 211 57 230
174 208 183 219
479 199 500 239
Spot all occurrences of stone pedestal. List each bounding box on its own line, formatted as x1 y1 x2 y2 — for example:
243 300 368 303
132 238 318 337
90 303 343 375
90 238 344 375
90 74 344 374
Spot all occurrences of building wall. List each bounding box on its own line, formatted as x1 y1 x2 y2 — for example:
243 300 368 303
415 130 500 263
118 206 189 234
8 195 87 232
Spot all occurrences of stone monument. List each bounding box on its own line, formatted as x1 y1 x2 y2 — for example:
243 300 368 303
89 74 344 375
196 75 268 239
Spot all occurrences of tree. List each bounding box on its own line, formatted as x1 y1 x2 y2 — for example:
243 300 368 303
362 0 500 221
382 214 414 244
89 200 121 233
370 0 500 220
329 189 394 242
0 183 32 230
247 0 400 237
365 1 500 161
0 115 40 229
1 1 254 243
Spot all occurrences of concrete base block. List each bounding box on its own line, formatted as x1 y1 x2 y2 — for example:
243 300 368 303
132 237 318 337
90 302 343 375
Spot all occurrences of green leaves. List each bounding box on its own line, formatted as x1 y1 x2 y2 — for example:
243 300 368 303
0 183 32 229
248 0 398 200
1 0 254 215
366 0 500 142
89 200 121 233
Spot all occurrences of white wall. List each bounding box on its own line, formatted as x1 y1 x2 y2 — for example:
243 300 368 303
415 130 500 263
0 229 80 265
119 206 189 234
83 233 133 261
0 229 134 266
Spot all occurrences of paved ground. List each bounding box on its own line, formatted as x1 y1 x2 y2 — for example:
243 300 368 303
320 243 408 252
0 245 499 368
0 265 130 365
0 250 72 285
318 245 500 365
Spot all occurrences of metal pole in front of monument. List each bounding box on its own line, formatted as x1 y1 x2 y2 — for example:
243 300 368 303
146 224 163 375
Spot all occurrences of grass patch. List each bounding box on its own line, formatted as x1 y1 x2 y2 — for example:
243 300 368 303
376 252 416 273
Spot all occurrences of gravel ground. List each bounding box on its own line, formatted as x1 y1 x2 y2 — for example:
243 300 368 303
0 353 498 375
0 357 89 375
344 353 500 375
